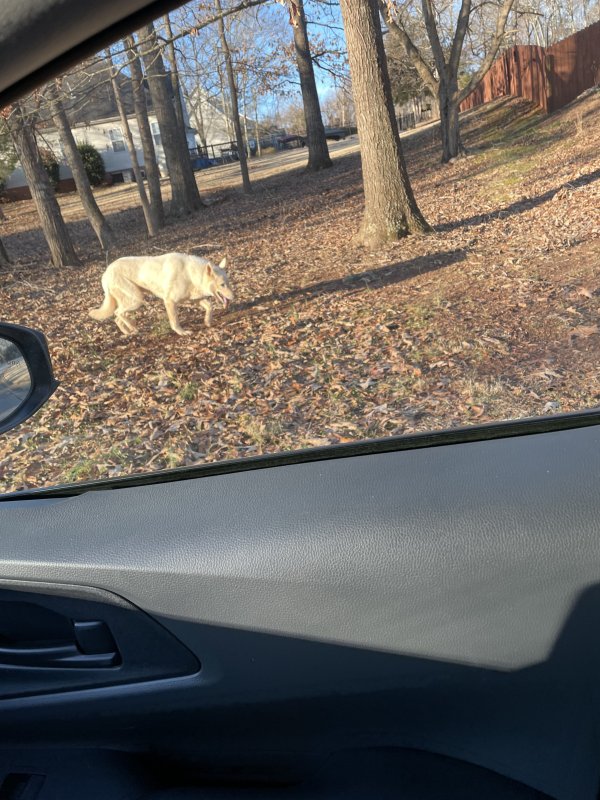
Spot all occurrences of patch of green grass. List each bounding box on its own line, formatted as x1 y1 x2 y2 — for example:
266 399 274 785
106 446 128 464
64 459 96 483
152 317 173 336
237 414 284 449
462 376 507 405
164 450 182 469
178 382 198 402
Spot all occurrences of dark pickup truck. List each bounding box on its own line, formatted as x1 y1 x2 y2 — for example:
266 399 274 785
324 127 348 141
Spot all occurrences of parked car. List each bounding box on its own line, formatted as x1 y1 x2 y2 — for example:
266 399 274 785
324 126 348 141
276 133 306 150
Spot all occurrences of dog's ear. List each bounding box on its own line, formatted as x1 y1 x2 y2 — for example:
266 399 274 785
205 262 214 277
219 257 228 270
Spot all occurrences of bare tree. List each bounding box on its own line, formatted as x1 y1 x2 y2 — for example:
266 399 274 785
338 0 430 247
216 0 252 192
380 0 516 162
46 81 115 258
126 35 165 228
6 104 80 268
138 21 202 215
106 51 159 237
290 0 332 171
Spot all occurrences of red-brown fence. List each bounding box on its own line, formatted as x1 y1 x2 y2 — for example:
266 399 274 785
460 20 600 114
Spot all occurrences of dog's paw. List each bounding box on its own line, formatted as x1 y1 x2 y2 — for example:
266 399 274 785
175 329 192 336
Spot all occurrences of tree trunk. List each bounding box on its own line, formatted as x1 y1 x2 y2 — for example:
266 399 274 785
126 35 164 227
0 237 10 267
47 82 115 258
241 81 252 159
338 0 429 247
138 21 202 216
7 106 80 268
438 81 465 163
292 0 332 171
216 0 252 193
107 53 158 237
254 95 262 157
162 14 188 134
193 105 207 151
381 0 514 164
217 66 233 139
185 88 207 150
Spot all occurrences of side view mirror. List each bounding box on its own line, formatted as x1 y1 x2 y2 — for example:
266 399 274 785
0 322 58 435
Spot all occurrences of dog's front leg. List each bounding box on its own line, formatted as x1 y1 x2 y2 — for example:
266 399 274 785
200 299 213 327
164 300 191 336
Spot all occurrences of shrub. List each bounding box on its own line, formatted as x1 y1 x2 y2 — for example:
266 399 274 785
76 142 105 186
39 148 59 188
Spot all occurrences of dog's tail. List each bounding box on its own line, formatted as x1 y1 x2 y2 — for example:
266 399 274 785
89 289 116 321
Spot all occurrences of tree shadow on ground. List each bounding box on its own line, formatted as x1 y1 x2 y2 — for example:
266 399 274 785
231 248 467 317
436 167 600 233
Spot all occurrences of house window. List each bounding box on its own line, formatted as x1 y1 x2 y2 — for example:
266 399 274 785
151 122 162 148
108 128 125 152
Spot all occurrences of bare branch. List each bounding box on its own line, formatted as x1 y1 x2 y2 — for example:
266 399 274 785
458 0 515 101
420 0 448 80
378 0 438 92
449 0 473 77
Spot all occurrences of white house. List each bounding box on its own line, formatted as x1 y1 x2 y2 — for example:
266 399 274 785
5 112 197 194
186 87 232 152
4 69 268 198
184 86 267 158
4 60 198 197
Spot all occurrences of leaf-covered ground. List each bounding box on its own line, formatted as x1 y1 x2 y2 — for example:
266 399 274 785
1 91 599 491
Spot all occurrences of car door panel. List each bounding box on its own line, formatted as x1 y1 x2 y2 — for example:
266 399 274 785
1 425 599 798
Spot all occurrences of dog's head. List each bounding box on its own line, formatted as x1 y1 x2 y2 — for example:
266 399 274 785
206 257 234 309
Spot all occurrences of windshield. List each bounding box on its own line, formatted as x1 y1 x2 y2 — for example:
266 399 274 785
1 0 599 492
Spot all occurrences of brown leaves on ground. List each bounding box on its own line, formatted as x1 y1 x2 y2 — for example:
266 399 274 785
1 92 600 492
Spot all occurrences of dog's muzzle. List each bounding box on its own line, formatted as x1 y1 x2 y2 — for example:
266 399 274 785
216 291 230 309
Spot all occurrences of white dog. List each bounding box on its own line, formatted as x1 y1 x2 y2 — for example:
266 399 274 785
89 253 234 336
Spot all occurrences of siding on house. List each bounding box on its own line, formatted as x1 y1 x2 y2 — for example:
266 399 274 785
4 113 197 192
186 87 260 151
188 93 231 147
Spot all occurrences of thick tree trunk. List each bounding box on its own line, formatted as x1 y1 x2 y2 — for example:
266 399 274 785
163 14 188 134
0 237 10 267
292 0 332 171
108 54 158 237
126 35 164 227
438 81 466 163
47 82 115 258
216 0 251 193
139 22 202 216
338 0 429 247
7 107 80 268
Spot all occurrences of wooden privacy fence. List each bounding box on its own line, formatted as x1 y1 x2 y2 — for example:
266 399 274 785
460 20 600 114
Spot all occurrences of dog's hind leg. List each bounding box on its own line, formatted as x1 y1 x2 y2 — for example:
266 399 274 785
115 312 138 336
200 299 213 328
164 300 191 336
112 281 143 336
115 314 135 336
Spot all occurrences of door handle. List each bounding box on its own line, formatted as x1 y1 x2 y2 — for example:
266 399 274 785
0 621 120 669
